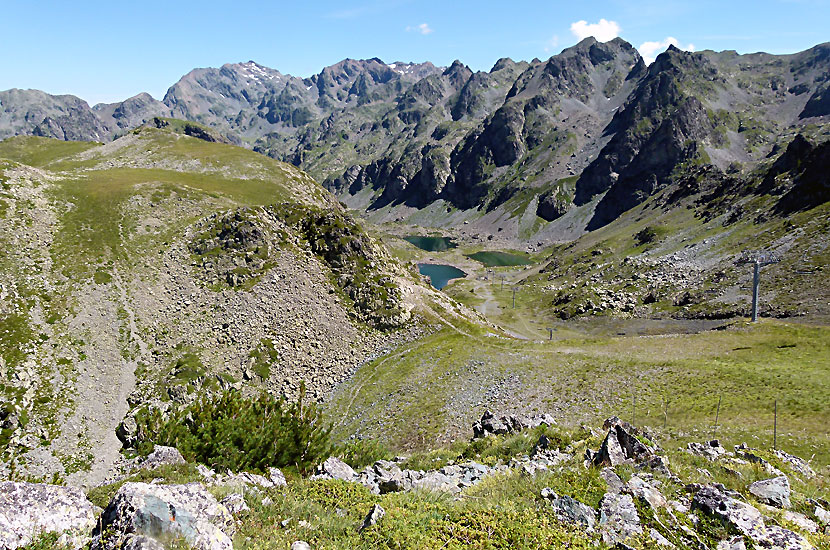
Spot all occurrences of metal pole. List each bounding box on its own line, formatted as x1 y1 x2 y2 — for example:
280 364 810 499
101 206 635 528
512 287 517 308
632 393 636 426
751 261 760 322
713 396 721 440
773 400 778 450
501 276 504 291
548 328 553 340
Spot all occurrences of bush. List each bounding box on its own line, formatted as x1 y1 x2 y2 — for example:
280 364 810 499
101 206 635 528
635 226 659 246
338 438 393 469
134 388 332 475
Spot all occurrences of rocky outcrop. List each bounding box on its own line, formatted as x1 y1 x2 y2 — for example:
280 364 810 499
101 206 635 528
94 482 234 550
0 481 99 550
748 476 791 508
599 492 643 545
472 410 555 438
138 445 186 470
541 489 597 531
691 485 811 549
590 416 656 467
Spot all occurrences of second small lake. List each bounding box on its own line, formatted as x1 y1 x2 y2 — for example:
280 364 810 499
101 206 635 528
403 235 457 252
418 263 466 290
466 251 533 267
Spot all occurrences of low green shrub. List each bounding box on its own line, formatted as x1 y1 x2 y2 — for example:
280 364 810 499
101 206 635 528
134 388 332 475
338 438 393 470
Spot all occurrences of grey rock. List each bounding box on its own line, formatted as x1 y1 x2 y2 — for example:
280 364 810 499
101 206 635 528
598 492 642 545
691 485 810 549
312 457 356 481
359 504 385 531
268 467 287 486
601 467 624 494
650 528 675 548
748 476 791 508
627 475 667 511
782 511 817 534
773 450 815 478
291 542 311 550
412 471 459 493
139 445 186 470
687 440 728 461
220 493 249 515
0 481 99 550
717 537 747 550
116 416 139 448
593 418 653 467
541 489 596 531
95 482 233 550
815 504 830 525
121 535 166 550
216 471 274 490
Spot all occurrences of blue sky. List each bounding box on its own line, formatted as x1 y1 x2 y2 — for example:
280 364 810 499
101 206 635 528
1 0 827 105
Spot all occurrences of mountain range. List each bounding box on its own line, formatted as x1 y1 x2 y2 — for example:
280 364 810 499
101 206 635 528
2 38 827 239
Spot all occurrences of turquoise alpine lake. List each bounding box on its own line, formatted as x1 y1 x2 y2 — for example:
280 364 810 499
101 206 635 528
418 263 466 290
466 251 533 267
403 235 456 251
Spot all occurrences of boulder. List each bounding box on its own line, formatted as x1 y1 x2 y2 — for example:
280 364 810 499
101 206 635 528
359 504 385 531
312 457 356 481
686 440 728 461
472 411 555 438
216 471 274 490
541 489 596 531
139 446 185 470
412 471 459 493
691 485 810 549
598 492 642 545
95 482 233 550
627 475 667 511
0 481 99 550
773 450 815 478
291 542 311 550
220 493 249 515
748 476 791 508
782 511 818 534
601 467 624 494
121 535 166 550
593 418 653 467
268 467 287 486
717 537 747 550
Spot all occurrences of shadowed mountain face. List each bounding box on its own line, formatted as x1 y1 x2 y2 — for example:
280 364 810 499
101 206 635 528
1 39 828 234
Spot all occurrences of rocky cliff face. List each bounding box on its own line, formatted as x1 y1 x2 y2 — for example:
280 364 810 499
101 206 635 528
1 41 828 236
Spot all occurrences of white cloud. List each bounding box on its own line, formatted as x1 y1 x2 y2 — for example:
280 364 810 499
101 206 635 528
569 19 621 42
638 37 695 64
406 23 433 35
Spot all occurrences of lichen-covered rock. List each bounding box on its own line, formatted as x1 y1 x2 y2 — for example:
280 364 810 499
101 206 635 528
593 417 654 467
599 492 642 545
748 476 791 509
220 493 249 515
139 445 186 470
691 485 811 549
95 482 233 550
312 457 357 481
359 504 385 531
541 489 597 531
0 481 99 550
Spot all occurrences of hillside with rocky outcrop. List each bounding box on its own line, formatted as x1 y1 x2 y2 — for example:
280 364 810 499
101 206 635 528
0 128 472 487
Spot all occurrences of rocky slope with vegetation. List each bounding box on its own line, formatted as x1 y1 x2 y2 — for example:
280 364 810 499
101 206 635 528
0 125 473 487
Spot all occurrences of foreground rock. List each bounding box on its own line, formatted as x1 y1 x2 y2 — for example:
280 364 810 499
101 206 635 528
691 485 811 549
599 492 643 545
0 481 99 550
541 489 596 531
589 416 657 467
93 482 233 550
